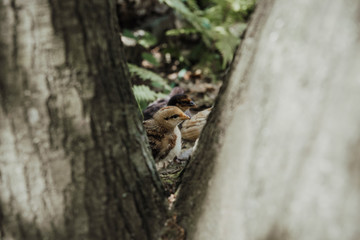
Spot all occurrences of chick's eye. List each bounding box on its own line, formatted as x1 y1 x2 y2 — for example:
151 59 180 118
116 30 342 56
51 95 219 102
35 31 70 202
164 114 179 120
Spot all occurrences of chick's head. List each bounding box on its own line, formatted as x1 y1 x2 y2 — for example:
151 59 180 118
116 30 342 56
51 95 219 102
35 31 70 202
153 106 190 130
167 94 196 112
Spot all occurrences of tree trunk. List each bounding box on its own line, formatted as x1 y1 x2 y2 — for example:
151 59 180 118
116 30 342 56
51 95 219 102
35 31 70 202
176 0 360 239
0 1 167 240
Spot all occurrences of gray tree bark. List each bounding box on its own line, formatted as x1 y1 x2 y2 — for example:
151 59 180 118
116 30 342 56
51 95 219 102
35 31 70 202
0 0 167 239
176 0 360 239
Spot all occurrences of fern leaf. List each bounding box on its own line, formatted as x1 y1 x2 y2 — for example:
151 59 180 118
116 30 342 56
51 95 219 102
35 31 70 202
132 85 167 111
128 64 171 91
141 53 160 67
132 85 157 102
159 0 212 45
185 0 200 10
138 32 157 48
166 28 198 36
214 31 240 68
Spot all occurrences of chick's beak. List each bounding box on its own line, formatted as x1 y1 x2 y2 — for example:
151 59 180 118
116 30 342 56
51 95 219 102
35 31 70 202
180 114 190 120
188 101 196 107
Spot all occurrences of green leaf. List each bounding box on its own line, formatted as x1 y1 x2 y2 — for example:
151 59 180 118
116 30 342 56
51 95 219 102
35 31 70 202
185 0 200 10
128 64 171 91
138 32 158 48
229 22 247 37
159 0 212 45
178 68 187 79
166 28 198 36
141 53 160 67
132 85 167 111
159 0 255 73
215 33 239 68
133 85 160 102
122 29 136 39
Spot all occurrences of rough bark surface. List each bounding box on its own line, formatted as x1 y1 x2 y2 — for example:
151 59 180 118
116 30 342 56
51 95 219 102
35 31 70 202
0 0 166 240
176 0 360 239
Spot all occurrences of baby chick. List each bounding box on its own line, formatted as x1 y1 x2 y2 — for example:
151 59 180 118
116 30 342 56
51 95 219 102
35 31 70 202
143 93 195 120
143 106 190 170
181 108 212 141
142 87 184 120
167 94 196 115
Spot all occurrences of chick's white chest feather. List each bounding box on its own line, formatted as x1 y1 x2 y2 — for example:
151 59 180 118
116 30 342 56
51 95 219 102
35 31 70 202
163 126 182 162
156 126 182 169
173 126 182 156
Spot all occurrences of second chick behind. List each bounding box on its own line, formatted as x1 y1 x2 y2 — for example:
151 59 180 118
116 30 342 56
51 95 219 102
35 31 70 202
143 94 195 120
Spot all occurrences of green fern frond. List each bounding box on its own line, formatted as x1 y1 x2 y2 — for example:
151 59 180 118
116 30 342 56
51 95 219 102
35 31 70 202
160 0 255 70
138 32 157 48
202 5 224 24
141 53 160 67
184 0 200 10
159 0 212 45
159 0 197 20
166 28 198 36
132 85 167 111
213 29 240 67
132 85 165 102
128 64 171 91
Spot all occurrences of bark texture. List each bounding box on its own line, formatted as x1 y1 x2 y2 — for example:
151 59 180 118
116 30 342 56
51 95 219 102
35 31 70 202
176 0 360 239
0 0 166 240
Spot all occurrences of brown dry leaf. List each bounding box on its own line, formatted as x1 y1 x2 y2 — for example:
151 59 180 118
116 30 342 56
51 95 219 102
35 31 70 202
191 80 216 93
167 72 178 81
193 69 202 77
141 59 154 68
171 65 178 71
183 71 192 81
151 46 162 63
168 194 176 209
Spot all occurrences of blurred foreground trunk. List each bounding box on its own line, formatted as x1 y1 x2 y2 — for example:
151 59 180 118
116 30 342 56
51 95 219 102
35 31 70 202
176 0 360 239
0 1 166 239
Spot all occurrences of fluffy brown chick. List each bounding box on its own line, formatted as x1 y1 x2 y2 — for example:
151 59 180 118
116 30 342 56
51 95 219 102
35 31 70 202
143 106 190 169
167 94 196 114
181 108 212 142
142 87 184 120
143 93 195 120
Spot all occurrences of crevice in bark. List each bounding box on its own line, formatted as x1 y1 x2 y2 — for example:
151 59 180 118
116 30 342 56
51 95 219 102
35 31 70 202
0 203 4 238
74 0 92 73
114 166 138 239
0 85 8 116
9 118 20 159
10 0 18 68
22 71 53 208
16 213 27 239
118 159 151 239
88 111 142 239
22 161 33 209
264 223 291 240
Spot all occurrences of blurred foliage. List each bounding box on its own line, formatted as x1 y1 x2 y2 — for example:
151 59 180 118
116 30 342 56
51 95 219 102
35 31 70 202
161 0 255 67
141 52 160 66
124 0 255 110
123 29 158 48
